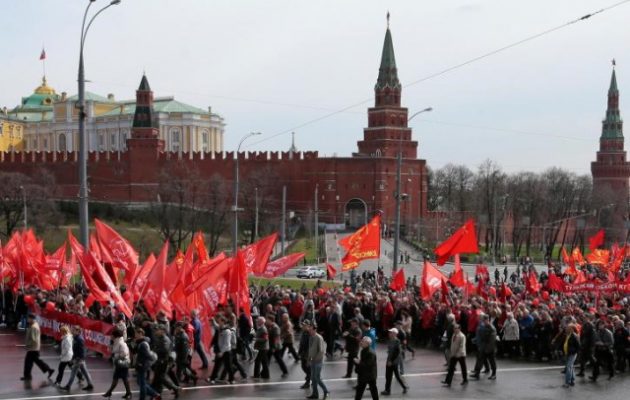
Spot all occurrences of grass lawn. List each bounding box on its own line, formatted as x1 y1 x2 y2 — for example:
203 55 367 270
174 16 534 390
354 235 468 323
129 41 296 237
285 237 319 264
249 276 339 290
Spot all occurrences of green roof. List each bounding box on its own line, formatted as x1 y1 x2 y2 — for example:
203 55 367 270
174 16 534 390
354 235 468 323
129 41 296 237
99 98 209 117
19 93 59 110
375 28 401 90
67 91 114 103
609 69 618 93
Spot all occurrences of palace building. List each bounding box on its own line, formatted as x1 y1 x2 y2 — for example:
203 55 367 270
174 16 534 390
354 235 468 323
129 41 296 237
1 76 225 155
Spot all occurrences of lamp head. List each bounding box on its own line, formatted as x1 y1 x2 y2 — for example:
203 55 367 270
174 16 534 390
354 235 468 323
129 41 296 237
110 0 121 5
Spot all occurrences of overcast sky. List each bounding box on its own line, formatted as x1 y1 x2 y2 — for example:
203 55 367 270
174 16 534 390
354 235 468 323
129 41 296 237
2 0 629 175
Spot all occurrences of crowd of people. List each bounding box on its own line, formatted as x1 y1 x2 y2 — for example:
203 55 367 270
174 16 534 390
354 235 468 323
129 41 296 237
2 257 630 400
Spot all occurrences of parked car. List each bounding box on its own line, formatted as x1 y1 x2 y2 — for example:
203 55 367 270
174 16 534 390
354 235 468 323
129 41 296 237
296 266 325 279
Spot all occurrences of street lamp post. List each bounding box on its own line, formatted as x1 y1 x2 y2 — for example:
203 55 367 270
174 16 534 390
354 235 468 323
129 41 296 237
77 0 121 248
19 185 27 229
393 107 432 274
492 194 509 266
232 132 262 255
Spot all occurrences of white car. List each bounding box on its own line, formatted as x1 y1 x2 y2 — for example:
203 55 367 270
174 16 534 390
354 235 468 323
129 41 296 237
296 266 326 279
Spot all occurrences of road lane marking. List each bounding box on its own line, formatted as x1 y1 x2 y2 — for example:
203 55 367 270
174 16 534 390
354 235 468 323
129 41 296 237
0 365 563 400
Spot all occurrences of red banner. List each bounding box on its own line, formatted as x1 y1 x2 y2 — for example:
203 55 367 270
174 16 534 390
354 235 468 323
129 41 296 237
35 309 114 357
560 281 630 294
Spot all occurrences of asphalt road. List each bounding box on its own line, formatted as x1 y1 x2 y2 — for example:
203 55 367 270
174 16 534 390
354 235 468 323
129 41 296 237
2 329 629 400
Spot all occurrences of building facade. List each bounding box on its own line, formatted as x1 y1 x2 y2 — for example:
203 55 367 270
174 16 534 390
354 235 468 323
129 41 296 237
591 65 630 240
3 76 225 155
0 25 427 235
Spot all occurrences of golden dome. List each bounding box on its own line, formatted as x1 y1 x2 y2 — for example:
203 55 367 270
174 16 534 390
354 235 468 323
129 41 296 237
34 76 56 95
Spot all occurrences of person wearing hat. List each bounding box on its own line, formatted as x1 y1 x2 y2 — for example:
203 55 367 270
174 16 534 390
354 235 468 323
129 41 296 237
342 318 362 379
354 336 379 400
21 313 54 381
381 327 408 396
441 324 467 387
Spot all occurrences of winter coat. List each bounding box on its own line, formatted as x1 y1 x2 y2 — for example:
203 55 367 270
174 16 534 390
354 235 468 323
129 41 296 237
356 347 377 382
502 318 520 341
450 331 466 358
60 334 73 362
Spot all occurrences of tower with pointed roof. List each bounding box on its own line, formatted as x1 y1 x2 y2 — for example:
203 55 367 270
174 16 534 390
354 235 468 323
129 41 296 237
356 15 416 159
591 62 630 228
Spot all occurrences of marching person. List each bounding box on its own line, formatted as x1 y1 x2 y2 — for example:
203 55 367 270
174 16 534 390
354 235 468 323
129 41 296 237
343 318 362 378
21 313 55 382
354 336 379 400
280 313 300 362
152 324 181 397
61 326 94 391
470 314 497 381
191 310 209 370
441 324 468 387
208 317 235 384
134 328 161 400
267 314 289 377
305 319 330 400
54 325 73 386
103 328 132 399
590 320 614 381
381 327 408 396
253 316 270 379
562 323 580 388
174 323 197 385
298 320 312 389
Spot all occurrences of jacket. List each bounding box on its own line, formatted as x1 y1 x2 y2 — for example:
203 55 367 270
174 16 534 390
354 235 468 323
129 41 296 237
502 318 519 341
254 325 269 351
565 333 581 356
594 328 614 351
356 347 377 382
135 337 153 370
72 334 87 360
174 331 190 361
307 332 326 364
450 331 466 358
25 321 41 351
476 322 497 354
111 337 131 364
153 333 173 358
60 334 73 362
218 327 234 353
386 337 402 365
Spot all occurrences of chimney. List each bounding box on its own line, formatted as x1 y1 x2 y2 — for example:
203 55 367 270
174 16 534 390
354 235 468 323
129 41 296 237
107 93 115 101
208 106 212 114
61 92 67 101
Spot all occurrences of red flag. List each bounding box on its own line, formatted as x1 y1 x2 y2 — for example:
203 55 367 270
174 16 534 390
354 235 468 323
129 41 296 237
586 249 610 266
588 229 605 252
475 264 490 282
68 233 111 305
547 273 565 292
185 255 229 295
390 268 406 291
420 261 447 300
240 233 278 275
434 219 478 266
526 271 541 294
90 251 133 318
449 254 466 287
477 277 487 300
259 252 305 278
326 263 337 280
39 48 46 60
229 254 251 318
440 279 450 304
143 242 172 317
340 215 381 271
94 219 137 272
572 248 586 266
130 253 156 294
574 269 587 284
609 245 626 274
192 232 209 262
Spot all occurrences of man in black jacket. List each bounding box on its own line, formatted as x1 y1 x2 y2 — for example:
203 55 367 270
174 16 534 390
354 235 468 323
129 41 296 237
577 314 595 377
343 319 362 378
354 337 378 400
381 328 408 396
61 326 94 391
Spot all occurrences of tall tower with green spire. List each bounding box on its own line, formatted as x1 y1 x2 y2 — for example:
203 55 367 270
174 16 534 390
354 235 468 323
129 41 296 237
356 14 416 159
591 61 630 234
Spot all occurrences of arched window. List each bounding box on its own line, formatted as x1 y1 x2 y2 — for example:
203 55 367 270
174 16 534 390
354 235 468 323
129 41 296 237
171 129 181 152
202 130 209 152
58 133 67 152
375 148 382 157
